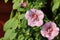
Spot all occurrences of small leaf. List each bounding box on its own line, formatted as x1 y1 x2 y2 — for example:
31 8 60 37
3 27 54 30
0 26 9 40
4 17 18 31
53 0 59 3
10 32 17 40
13 0 21 9
4 0 8 3
12 0 17 3
18 34 24 40
0 38 3 40
52 0 60 11
20 14 25 19
10 11 14 19
4 29 17 40
13 2 19 9
28 38 33 40
25 29 30 36
21 18 27 28
17 8 26 12
12 0 21 3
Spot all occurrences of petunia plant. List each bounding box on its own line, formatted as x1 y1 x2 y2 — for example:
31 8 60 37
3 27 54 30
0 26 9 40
0 0 60 40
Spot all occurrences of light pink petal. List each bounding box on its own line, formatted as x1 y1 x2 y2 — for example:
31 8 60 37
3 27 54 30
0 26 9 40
51 22 57 28
43 22 51 30
35 20 43 26
30 9 36 13
49 30 59 39
48 38 53 40
28 19 35 27
51 27 59 39
50 22 59 39
45 33 53 40
36 10 44 20
43 21 56 30
25 11 30 20
54 27 59 31
41 30 46 37
41 30 50 38
47 36 53 40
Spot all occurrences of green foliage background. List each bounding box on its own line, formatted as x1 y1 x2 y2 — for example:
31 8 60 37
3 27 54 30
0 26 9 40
0 0 60 40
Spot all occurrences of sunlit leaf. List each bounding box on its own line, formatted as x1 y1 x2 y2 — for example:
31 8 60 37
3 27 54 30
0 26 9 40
52 0 60 12
4 29 17 40
20 14 25 19
28 37 33 40
21 18 27 28
4 0 8 3
18 34 24 40
52 2 60 11
10 11 14 19
13 0 21 9
4 17 18 31
13 2 20 9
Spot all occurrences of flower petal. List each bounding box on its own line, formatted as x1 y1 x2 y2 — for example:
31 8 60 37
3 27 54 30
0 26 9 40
25 11 30 19
30 9 36 13
28 19 35 27
35 20 43 26
51 22 57 28
41 30 46 37
43 22 51 30
51 27 59 39
36 10 44 20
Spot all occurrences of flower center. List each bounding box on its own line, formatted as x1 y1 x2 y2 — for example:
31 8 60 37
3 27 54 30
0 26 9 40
31 13 39 21
46 26 53 36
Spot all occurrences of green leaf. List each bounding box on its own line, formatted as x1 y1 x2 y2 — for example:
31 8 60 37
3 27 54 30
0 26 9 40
4 29 17 40
13 2 19 9
20 14 25 19
0 39 1 40
21 18 27 28
53 0 59 3
12 0 21 3
25 29 30 36
4 17 18 31
54 13 60 20
33 2 43 9
18 34 24 40
0 38 3 40
35 33 40 40
10 11 14 19
12 0 17 3
52 0 60 11
4 0 8 3
13 0 21 9
24 37 28 40
10 32 17 40
17 8 26 12
28 38 33 40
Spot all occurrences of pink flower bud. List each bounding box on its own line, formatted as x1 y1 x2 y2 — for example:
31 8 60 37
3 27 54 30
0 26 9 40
20 1 27 8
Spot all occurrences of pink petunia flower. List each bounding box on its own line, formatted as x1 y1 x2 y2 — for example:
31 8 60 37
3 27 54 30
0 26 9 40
41 21 59 40
25 9 44 27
